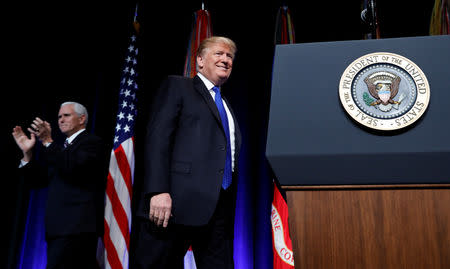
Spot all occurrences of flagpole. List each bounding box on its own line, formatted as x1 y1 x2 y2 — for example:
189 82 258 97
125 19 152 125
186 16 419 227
369 0 381 39
361 0 380 39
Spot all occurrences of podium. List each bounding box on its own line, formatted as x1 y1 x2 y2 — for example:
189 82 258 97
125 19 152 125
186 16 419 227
266 35 450 269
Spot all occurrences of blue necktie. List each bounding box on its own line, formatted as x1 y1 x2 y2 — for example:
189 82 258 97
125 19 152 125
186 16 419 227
64 139 69 148
212 86 232 189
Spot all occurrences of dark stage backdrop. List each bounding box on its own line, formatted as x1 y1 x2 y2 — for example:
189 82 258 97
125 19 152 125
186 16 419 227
3 1 436 268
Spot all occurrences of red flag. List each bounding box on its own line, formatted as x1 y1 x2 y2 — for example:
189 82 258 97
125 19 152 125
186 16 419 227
272 6 296 269
102 14 141 269
271 181 295 268
183 9 212 78
183 7 212 269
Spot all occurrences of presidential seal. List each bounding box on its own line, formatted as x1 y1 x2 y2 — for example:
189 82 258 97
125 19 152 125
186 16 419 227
339 52 430 131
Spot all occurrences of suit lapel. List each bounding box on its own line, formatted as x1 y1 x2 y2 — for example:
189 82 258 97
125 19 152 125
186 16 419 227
193 76 222 126
193 76 241 155
66 130 88 150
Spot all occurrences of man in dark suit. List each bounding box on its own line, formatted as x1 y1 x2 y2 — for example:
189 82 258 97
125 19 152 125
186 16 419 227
12 101 107 269
130 36 242 268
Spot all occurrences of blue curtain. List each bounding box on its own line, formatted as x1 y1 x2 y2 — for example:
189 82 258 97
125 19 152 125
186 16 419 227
17 188 47 269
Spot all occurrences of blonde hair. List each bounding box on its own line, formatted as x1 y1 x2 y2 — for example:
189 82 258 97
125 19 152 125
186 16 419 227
197 36 237 57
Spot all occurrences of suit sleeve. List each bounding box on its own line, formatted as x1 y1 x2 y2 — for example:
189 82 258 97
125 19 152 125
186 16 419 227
142 77 181 196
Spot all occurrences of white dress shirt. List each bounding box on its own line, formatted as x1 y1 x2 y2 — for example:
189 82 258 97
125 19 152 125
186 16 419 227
197 72 236 171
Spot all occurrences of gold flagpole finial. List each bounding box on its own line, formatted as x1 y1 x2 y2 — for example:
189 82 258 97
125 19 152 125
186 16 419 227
133 3 140 35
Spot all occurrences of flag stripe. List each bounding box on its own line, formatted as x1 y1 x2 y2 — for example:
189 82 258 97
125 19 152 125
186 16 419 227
105 194 129 267
109 143 133 217
113 143 134 199
106 172 130 247
104 211 124 269
108 146 133 232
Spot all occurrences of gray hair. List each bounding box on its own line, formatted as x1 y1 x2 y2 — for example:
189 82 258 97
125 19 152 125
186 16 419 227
61 101 89 125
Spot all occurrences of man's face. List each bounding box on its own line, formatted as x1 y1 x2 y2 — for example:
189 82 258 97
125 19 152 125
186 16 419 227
197 42 234 86
58 104 85 137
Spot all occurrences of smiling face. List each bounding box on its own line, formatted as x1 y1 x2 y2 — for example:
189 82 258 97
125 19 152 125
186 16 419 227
197 42 234 86
58 104 86 137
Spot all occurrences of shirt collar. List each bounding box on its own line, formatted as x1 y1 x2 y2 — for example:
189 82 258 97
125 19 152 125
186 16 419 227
197 72 216 91
66 128 86 144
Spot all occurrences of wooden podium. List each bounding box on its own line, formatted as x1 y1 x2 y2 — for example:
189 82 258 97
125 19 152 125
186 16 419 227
284 184 450 269
266 36 450 269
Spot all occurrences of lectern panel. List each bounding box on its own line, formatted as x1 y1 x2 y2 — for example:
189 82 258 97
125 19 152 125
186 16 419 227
266 35 450 185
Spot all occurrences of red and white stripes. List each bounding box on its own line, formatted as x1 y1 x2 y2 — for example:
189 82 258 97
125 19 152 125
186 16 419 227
104 137 135 269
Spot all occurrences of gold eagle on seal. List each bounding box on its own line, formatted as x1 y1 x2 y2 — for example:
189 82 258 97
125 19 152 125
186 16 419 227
364 71 401 106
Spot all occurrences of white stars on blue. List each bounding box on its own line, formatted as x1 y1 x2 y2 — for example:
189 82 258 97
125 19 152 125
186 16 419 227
113 34 139 149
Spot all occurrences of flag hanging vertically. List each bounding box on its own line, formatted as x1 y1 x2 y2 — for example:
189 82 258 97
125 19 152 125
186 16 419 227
430 0 450 35
271 180 295 269
272 6 295 269
183 6 212 269
274 6 295 44
103 11 140 269
183 8 212 78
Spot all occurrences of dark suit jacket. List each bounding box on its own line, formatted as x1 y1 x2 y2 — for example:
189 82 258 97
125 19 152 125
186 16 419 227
23 130 107 238
136 75 242 226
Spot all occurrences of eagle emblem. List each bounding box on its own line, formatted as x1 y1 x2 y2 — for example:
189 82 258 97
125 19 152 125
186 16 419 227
339 52 430 131
364 71 403 112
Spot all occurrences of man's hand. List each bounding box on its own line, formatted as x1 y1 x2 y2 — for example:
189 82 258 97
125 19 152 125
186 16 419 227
12 126 35 162
28 117 53 145
149 193 172 228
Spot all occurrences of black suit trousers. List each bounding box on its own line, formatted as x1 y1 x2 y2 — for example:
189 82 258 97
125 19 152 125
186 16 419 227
46 232 98 269
130 188 235 269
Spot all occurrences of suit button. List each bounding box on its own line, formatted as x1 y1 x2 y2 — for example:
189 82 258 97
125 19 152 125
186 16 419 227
219 169 224 174
219 146 225 151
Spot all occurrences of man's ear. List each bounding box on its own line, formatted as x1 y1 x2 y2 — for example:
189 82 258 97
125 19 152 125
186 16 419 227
79 114 86 126
197 55 204 69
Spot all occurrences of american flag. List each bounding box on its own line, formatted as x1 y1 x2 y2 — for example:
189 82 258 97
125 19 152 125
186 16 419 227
103 30 139 269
